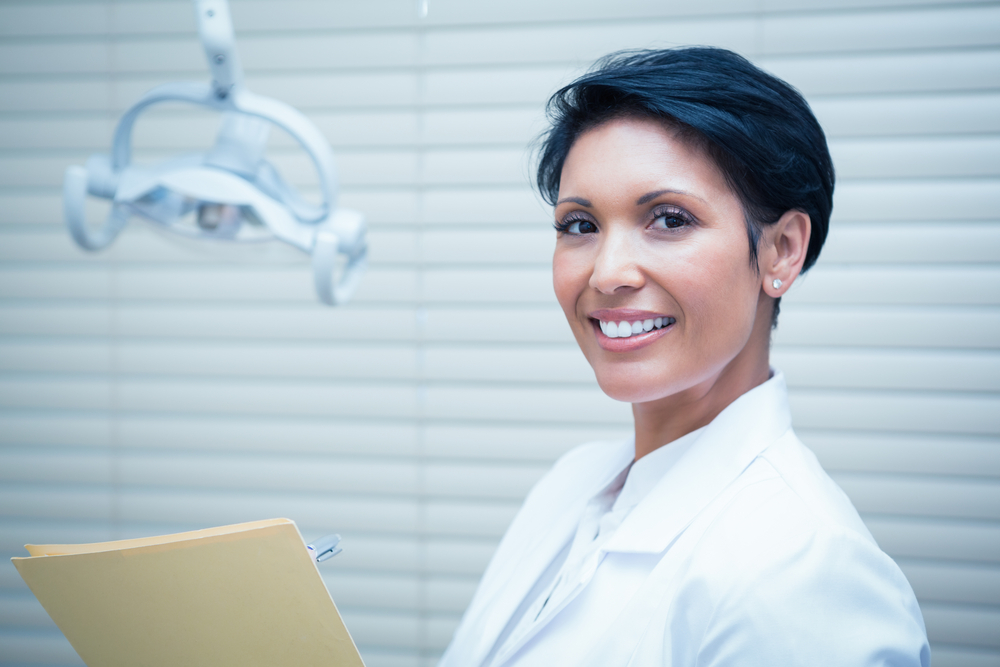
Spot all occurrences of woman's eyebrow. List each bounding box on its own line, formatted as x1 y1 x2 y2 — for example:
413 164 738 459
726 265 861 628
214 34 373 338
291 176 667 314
636 189 705 205
556 196 591 207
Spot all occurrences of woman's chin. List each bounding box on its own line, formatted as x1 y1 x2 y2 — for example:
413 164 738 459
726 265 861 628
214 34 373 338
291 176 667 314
594 373 676 405
592 363 723 406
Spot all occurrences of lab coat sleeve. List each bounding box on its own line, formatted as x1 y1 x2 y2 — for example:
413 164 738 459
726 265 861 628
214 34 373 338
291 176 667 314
693 516 930 667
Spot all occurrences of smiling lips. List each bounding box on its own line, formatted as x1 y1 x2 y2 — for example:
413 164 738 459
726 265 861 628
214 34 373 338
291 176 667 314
589 310 676 352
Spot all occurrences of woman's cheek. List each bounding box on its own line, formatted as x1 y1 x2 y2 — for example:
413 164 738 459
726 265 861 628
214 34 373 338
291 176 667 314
674 250 757 349
552 248 586 318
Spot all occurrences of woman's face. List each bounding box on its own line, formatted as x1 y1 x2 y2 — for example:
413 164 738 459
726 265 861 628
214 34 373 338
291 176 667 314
552 116 770 405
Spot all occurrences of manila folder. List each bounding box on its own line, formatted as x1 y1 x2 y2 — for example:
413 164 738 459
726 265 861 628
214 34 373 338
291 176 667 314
12 518 364 667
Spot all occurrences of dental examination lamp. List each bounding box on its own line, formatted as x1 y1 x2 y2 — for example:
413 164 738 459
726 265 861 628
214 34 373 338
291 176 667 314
63 0 366 305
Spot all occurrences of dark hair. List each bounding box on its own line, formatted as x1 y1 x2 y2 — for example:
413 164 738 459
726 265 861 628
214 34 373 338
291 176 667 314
536 46 835 326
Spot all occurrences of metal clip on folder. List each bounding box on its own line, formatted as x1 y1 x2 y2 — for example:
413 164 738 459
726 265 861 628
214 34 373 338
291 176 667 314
306 534 343 563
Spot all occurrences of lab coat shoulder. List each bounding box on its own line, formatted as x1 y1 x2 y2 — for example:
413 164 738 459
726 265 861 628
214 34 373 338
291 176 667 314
654 432 930 666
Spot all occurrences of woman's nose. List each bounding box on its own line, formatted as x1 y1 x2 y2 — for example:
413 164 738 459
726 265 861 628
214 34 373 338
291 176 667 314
588 230 645 294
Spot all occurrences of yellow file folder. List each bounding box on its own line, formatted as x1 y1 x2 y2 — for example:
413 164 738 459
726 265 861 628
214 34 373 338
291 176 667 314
12 518 365 667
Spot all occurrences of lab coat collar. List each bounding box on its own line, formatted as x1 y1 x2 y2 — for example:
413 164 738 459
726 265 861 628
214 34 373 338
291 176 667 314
459 439 635 667
603 370 793 555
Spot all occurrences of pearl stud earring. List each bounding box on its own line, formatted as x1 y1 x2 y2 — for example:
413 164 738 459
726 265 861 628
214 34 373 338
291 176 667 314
772 278 783 290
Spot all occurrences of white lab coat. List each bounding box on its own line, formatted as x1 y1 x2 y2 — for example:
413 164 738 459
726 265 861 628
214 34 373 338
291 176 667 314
439 372 930 667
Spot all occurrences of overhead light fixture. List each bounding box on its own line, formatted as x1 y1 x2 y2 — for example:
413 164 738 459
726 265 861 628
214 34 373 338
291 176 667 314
63 0 367 305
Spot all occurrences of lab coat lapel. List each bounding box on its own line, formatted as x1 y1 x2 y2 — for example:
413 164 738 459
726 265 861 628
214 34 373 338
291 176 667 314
456 440 635 667
488 381 790 667
604 373 793 556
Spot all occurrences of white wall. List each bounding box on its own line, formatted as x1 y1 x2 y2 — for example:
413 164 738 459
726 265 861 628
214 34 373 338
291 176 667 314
0 0 997 665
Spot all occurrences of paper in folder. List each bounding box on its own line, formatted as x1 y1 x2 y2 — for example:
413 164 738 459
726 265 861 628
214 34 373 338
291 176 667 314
12 518 365 667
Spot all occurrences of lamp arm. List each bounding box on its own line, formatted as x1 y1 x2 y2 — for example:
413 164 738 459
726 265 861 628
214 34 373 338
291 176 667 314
193 0 244 99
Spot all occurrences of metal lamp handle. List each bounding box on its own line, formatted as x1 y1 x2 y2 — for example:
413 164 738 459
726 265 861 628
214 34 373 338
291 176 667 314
312 211 368 306
63 165 129 251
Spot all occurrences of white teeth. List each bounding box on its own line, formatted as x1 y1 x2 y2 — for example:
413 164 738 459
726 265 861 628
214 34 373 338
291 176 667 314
598 316 674 337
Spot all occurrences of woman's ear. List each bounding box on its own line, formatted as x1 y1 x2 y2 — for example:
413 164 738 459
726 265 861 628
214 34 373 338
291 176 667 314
762 210 811 298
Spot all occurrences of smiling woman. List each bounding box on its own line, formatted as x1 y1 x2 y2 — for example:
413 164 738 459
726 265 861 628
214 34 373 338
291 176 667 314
439 48 930 667
552 118 809 458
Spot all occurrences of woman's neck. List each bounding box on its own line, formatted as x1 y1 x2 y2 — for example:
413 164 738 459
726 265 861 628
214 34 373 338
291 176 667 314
631 303 773 460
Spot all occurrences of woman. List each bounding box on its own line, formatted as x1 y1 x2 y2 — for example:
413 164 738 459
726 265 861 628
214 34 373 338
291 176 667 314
440 47 929 666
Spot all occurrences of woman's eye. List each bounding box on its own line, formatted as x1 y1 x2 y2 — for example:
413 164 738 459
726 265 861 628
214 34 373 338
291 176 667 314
558 218 598 234
651 210 691 229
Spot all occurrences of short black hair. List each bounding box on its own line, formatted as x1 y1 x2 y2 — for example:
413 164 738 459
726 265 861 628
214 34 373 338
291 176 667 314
536 47 835 325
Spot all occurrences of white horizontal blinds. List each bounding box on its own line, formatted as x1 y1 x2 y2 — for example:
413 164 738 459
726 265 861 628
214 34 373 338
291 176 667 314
0 0 997 666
